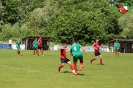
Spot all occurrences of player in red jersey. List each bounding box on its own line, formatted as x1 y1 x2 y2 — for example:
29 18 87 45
58 44 73 73
90 39 104 65
38 37 44 56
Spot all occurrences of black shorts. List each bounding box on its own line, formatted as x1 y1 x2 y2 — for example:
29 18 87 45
94 52 101 56
60 58 70 63
38 46 43 50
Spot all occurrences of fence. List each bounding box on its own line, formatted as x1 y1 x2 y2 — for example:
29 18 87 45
0 44 10 49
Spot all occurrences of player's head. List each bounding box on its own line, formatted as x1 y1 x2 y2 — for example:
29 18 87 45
72 40 76 44
18 38 20 40
63 43 67 48
96 39 99 43
115 39 118 42
35 38 37 40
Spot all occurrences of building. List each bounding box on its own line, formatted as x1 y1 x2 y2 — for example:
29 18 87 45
22 36 51 50
108 39 133 53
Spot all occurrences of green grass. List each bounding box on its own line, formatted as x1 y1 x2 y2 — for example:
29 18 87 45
0 50 133 88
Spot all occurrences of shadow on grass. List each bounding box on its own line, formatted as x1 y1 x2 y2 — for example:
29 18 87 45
62 71 85 76
77 73 85 76
62 71 72 73
96 63 105 65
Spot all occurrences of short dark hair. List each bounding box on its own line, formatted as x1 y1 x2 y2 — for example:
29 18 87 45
72 40 76 43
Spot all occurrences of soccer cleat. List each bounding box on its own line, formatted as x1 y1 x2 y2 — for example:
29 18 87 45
72 70 78 75
74 72 77 75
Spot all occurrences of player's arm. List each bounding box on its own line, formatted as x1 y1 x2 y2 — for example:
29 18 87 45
81 46 87 54
113 43 115 49
92 43 97 50
118 43 120 49
70 48 73 56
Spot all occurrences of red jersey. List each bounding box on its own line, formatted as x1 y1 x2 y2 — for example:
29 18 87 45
38 39 42 47
60 46 67 59
93 43 99 52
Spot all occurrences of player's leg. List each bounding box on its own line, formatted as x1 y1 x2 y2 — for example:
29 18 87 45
18 50 20 55
115 48 118 56
117 48 120 56
41 48 44 56
90 52 98 64
16 47 20 56
58 59 65 72
66 59 73 70
73 56 78 75
38 47 41 55
9 44 11 50
18 46 21 55
33 47 35 55
99 53 104 65
79 55 83 71
35 49 38 55
116 48 119 56
16 50 19 55
11 44 12 50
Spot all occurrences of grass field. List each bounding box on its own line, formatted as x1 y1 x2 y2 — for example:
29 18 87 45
0 50 133 88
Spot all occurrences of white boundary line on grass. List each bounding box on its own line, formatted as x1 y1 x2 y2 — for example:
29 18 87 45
0 65 39 73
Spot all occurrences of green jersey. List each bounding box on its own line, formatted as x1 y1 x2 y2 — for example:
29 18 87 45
16 40 21 50
16 40 21 47
33 40 38 48
70 43 82 56
114 42 120 49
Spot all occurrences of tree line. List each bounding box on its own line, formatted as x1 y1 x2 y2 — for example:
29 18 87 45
0 0 133 45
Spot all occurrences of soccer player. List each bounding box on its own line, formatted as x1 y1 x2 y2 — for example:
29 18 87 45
114 40 120 56
58 44 73 73
16 38 21 56
90 39 104 65
33 38 38 56
70 40 87 75
38 37 43 56
9 38 12 50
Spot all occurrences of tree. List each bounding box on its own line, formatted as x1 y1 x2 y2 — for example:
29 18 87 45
47 0 122 44
1 0 44 24
0 0 4 32
118 10 133 38
26 0 61 36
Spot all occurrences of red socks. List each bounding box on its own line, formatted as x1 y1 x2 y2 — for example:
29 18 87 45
17 51 20 55
41 50 43 55
69 65 73 70
58 65 64 69
100 58 102 63
73 64 77 73
92 58 96 61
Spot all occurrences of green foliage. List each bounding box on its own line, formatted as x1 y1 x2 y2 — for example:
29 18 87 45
0 0 128 44
118 11 133 38
26 0 61 36
47 0 122 44
0 2 4 32
2 0 44 24
0 0 60 41
0 23 34 41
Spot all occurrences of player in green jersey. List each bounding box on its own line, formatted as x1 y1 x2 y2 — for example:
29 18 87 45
70 40 87 75
33 38 38 56
114 40 120 56
16 38 21 56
